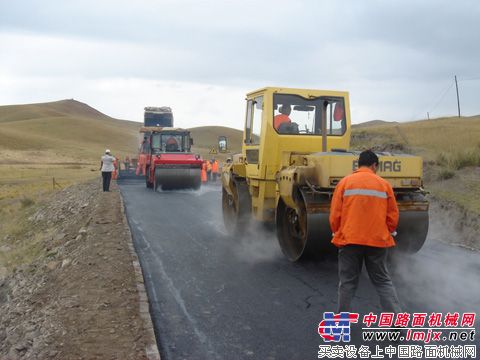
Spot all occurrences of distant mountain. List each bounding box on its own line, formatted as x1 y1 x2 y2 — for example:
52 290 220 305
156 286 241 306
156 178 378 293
0 99 139 161
352 120 399 128
0 100 244 163
188 126 243 154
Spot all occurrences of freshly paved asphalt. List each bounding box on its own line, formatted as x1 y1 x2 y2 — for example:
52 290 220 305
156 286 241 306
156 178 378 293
119 179 479 360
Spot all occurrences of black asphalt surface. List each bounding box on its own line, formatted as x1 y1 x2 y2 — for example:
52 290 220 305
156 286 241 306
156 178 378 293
119 179 480 360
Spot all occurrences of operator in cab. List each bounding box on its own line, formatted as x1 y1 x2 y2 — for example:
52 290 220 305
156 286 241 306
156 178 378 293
165 136 179 152
274 104 292 132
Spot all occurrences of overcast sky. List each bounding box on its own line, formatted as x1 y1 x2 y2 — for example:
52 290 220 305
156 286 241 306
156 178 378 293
1 0 479 128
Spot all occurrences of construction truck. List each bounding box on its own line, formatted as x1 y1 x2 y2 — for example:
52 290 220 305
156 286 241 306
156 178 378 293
221 87 429 261
144 127 203 190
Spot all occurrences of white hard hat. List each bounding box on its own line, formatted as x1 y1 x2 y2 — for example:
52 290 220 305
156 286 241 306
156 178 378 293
105 149 111 154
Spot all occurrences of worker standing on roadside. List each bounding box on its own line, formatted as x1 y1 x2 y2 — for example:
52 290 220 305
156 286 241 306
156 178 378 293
330 150 402 313
211 158 219 182
100 149 116 192
206 159 212 182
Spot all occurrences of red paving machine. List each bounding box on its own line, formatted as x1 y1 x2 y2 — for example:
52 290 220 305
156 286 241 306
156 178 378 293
144 127 203 190
135 107 174 177
119 107 203 189
119 107 174 177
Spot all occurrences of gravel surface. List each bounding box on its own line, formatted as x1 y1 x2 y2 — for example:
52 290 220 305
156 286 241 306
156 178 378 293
0 179 151 359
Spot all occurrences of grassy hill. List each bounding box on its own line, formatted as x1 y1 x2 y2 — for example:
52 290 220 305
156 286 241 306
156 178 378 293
2 98 478 216
0 100 140 203
189 126 243 159
352 119 398 128
352 115 480 215
0 100 245 203
0 99 139 161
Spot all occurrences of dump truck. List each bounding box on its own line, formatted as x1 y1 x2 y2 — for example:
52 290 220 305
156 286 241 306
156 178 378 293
145 127 203 190
221 87 429 261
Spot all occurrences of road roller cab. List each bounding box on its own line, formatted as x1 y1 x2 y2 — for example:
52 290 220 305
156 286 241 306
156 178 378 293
145 128 203 191
222 87 429 261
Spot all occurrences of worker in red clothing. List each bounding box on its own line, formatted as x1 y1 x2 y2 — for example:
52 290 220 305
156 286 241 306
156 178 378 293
274 104 292 132
330 150 401 313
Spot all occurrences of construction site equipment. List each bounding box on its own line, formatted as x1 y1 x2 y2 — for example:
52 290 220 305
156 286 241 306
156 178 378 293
218 136 228 152
119 106 177 179
221 87 429 261
145 128 203 190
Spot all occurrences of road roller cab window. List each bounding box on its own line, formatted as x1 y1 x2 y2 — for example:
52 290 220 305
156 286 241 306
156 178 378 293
244 96 263 144
151 133 190 153
273 94 346 136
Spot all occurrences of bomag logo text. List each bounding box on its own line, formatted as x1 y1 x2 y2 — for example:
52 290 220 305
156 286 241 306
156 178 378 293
352 160 402 172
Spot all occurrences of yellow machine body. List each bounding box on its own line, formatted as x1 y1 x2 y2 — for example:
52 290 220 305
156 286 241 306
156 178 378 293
222 87 428 261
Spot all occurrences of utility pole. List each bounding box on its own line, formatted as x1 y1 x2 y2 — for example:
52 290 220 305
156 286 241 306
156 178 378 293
454 75 461 117
427 112 430 120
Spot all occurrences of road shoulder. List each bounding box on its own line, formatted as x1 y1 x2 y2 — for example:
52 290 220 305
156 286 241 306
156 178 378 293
0 179 160 359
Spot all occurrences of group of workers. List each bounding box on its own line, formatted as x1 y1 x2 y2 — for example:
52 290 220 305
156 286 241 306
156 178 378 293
201 158 219 183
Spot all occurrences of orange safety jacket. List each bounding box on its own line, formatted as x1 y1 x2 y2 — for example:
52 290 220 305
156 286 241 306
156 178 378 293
201 162 207 182
206 161 212 172
329 167 399 248
274 114 291 130
112 158 118 180
212 160 219 173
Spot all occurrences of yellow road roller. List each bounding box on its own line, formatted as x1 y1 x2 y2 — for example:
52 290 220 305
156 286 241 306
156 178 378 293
221 87 429 261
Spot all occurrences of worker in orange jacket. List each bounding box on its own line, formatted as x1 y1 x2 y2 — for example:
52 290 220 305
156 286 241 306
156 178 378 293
201 161 208 183
211 158 219 182
330 150 401 313
112 157 118 180
206 159 212 182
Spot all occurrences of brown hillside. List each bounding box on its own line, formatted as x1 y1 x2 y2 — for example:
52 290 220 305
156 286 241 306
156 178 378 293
189 125 243 154
352 119 398 128
0 100 139 161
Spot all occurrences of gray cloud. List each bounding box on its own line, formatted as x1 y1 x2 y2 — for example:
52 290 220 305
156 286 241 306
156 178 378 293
0 0 479 122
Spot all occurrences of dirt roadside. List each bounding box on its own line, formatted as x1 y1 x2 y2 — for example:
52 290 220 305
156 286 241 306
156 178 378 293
0 179 158 359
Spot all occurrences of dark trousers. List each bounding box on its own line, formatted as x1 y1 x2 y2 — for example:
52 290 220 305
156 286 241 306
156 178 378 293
207 171 211 182
338 245 402 313
212 172 217 182
102 171 112 191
